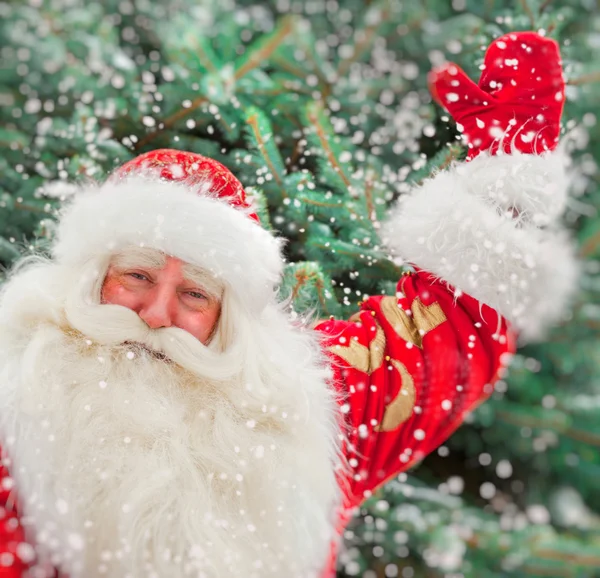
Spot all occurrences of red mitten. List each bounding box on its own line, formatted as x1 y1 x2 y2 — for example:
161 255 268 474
429 31 565 159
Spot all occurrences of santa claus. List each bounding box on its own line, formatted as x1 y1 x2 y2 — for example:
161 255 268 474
0 32 579 578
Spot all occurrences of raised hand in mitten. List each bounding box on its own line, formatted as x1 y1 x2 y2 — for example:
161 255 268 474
429 31 565 159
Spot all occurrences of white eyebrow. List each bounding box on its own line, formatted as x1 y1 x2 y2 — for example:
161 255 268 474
109 247 225 301
110 248 167 270
181 264 225 301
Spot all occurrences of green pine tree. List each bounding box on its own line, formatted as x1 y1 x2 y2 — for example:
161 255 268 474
1 0 599 576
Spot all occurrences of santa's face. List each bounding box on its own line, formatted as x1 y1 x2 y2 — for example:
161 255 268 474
101 253 222 344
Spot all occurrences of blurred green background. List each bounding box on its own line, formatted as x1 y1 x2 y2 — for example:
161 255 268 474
1 0 599 575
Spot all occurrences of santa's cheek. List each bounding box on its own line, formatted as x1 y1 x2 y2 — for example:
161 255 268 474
180 317 214 343
200 315 220 343
101 279 136 306
180 321 204 341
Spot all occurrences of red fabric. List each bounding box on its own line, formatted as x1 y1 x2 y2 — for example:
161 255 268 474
113 149 260 223
316 270 516 576
429 31 564 159
0 447 37 577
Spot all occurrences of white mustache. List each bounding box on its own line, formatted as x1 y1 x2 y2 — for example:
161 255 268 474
63 288 244 382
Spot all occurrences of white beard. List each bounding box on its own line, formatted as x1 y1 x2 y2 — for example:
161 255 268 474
0 260 342 578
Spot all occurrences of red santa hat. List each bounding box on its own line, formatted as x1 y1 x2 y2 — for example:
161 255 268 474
52 149 285 312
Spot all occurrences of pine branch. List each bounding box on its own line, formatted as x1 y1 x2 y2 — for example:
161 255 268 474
195 39 221 75
519 0 537 28
290 270 315 301
307 239 398 278
410 144 463 187
289 27 333 98
0 128 29 149
497 405 600 447
579 229 600 258
297 189 364 225
287 138 303 169
281 261 340 316
290 269 333 313
495 409 567 431
305 101 353 191
302 198 340 210
438 145 462 171
271 49 330 98
249 86 313 96
0 237 21 262
270 55 315 82
530 549 600 569
133 19 297 151
563 426 600 446
484 0 496 19
519 564 571 577
167 33 223 76
233 15 296 80
244 107 286 187
364 173 375 222
133 95 208 150
134 18 296 151
312 277 332 312
14 200 49 214
336 0 393 76
568 71 600 86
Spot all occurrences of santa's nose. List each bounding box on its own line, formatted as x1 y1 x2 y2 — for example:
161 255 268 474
138 296 175 329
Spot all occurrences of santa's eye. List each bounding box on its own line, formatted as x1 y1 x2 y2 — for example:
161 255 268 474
186 291 207 300
128 272 149 281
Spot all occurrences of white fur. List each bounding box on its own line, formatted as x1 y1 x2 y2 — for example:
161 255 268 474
459 148 570 226
52 176 284 314
381 151 580 343
0 257 342 578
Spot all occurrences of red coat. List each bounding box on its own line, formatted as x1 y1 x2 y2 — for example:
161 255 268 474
0 268 515 577
316 268 515 575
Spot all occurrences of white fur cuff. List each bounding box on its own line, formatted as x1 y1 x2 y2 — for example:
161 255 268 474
458 148 570 227
381 154 580 343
